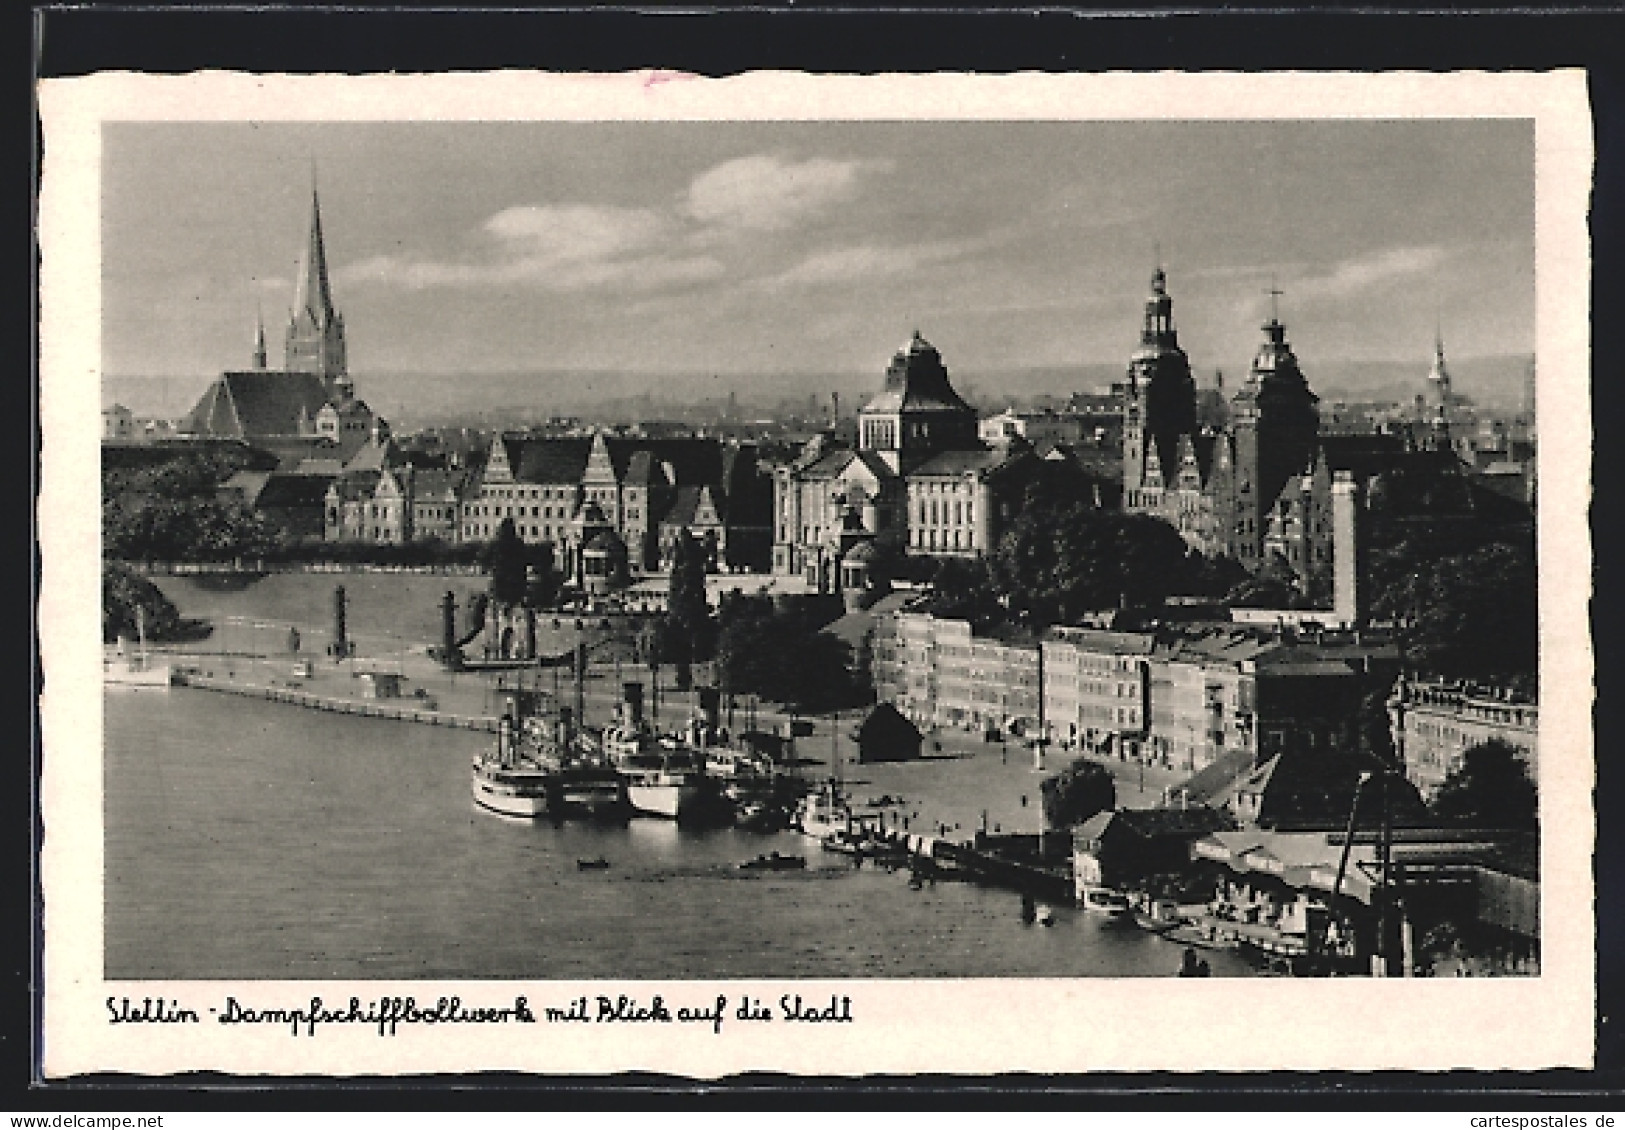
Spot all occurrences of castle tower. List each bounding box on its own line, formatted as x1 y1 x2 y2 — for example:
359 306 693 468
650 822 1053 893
1228 290 1319 562
284 181 350 398
1123 266 1196 493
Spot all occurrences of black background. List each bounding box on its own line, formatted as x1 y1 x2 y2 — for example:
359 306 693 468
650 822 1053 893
25 2 1625 1109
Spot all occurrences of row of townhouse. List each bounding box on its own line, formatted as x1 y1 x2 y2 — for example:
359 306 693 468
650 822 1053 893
322 430 774 577
872 611 1397 774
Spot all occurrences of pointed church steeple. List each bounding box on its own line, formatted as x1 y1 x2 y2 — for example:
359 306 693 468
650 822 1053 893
1428 325 1452 403
284 172 348 390
292 180 336 329
1423 324 1454 451
252 305 267 370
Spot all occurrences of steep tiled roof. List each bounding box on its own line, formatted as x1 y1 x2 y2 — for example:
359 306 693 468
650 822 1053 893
861 332 975 415
256 473 336 510
507 437 594 484
219 469 272 506
605 437 724 486
329 469 382 502
411 468 471 501
909 445 1009 477
186 371 332 439
1175 748 1260 809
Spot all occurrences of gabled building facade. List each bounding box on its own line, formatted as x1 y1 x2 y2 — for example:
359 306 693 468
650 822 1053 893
455 430 771 577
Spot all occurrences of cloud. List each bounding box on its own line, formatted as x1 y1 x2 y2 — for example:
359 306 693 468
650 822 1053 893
483 204 669 262
336 203 723 294
683 154 879 232
1294 245 1448 302
334 152 888 297
764 238 984 289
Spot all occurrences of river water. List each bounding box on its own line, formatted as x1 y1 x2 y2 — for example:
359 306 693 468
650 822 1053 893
104 574 1252 980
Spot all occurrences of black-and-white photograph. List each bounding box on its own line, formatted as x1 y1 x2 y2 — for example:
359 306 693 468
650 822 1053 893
39 68 1594 1076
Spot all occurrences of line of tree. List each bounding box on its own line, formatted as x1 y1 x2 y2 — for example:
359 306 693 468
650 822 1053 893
921 462 1243 631
104 450 287 564
481 517 561 608
712 591 870 714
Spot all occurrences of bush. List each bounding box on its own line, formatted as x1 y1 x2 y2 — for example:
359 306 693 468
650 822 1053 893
103 563 193 643
1039 757 1117 830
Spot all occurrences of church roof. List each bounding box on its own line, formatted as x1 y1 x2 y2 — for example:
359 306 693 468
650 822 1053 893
186 370 333 440
861 331 975 415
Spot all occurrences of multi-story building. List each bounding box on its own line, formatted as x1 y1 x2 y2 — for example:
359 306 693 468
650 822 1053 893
458 430 771 576
978 408 1088 449
773 332 1043 591
1042 627 1153 754
872 611 1391 775
103 404 135 442
1389 676 1539 800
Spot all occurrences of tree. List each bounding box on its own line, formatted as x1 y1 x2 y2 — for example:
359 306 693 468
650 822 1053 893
714 592 867 713
1370 540 1538 686
988 482 1192 628
1039 757 1117 830
662 530 716 688
524 541 561 609
102 563 191 643
1226 553 1302 609
483 518 528 606
1429 739 1538 830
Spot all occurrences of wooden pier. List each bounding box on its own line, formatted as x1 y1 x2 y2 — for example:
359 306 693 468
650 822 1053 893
175 671 501 732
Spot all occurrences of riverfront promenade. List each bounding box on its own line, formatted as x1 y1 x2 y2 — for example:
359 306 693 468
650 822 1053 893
148 597 1192 856
162 636 1190 859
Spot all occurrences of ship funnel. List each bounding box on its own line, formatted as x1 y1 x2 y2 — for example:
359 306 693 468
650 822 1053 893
622 682 645 728
497 714 514 767
697 686 721 732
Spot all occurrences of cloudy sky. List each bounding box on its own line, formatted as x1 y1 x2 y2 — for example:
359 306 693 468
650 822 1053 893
102 119 1533 386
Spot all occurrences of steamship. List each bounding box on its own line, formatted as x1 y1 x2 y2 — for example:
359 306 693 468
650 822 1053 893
471 685 626 820
600 681 731 822
471 713 554 818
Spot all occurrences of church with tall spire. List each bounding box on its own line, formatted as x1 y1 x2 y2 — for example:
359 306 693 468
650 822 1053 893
185 181 379 463
283 183 350 399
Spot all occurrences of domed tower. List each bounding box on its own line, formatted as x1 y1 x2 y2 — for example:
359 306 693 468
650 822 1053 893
857 331 979 475
1228 291 1319 562
1123 266 1197 493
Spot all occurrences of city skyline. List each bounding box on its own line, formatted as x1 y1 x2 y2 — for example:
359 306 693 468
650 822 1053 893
104 119 1533 400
